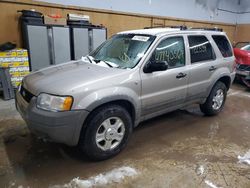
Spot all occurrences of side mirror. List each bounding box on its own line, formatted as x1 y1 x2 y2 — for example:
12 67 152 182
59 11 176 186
143 61 168 73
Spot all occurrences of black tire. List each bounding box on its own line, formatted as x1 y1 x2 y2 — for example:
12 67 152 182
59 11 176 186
78 104 133 161
200 81 227 116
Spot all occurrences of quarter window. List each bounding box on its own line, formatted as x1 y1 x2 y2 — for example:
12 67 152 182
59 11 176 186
212 35 233 57
188 36 215 63
151 37 185 69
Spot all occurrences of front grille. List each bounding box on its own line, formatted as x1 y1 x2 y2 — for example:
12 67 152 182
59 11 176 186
237 64 250 71
20 86 34 103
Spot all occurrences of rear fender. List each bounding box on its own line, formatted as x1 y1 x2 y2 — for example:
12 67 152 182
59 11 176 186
205 69 232 100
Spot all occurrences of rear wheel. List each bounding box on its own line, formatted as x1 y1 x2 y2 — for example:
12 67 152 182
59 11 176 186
79 104 132 161
200 81 227 116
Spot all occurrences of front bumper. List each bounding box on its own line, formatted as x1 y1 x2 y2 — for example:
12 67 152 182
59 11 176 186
236 64 250 87
16 90 89 146
236 69 250 77
236 64 250 77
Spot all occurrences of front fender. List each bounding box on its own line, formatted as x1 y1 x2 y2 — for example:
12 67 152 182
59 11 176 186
74 87 141 122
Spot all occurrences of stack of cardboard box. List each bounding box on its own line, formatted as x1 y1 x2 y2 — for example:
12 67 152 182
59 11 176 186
0 49 30 88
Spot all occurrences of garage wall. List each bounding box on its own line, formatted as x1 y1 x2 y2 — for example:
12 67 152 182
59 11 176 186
0 0 236 48
237 0 250 24
233 0 250 43
235 24 250 43
36 0 239 24
234 0 250 43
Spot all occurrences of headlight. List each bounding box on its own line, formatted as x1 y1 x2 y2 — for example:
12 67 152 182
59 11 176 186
37 93 73 112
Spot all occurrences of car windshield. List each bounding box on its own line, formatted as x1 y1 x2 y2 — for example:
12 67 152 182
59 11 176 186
235 42 250 49
241 44 250 51
90 34 155 69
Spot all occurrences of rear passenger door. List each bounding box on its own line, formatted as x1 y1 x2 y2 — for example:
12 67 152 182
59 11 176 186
187 35 218 101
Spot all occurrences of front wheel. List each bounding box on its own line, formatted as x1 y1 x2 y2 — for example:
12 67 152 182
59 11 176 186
79 105 133 161
200 81 227 116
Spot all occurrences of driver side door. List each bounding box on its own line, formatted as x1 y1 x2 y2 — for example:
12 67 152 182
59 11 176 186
140 36 189 119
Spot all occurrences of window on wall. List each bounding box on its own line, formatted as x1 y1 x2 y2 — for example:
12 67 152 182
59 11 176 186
151 36 185 69
212 35 233 57
188 35 215 64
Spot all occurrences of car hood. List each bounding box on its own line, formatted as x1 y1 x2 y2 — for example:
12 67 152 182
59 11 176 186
23 60 127 96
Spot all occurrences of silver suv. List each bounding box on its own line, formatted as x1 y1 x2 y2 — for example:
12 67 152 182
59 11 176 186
16 27 235 160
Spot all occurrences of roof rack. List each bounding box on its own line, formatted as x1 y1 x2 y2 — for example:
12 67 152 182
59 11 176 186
144 26 164 29
144 25 187 30
144 25 223 32
189 27 223 32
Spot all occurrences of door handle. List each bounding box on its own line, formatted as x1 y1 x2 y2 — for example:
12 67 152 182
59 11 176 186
176 72 187 79
209 66 217 72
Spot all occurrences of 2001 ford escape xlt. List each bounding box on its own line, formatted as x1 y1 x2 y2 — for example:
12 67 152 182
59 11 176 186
16 27 236 160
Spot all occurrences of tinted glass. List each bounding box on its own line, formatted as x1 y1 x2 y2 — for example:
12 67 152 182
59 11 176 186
212 35 233 57
151 37 185 69
188 36 215 63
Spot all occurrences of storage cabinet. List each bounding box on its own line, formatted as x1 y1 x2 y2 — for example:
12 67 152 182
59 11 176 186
92 28 107 51
51 27 71 65
22 22 107 71
71 27 107 60
26 25 51 70
72 28 89 60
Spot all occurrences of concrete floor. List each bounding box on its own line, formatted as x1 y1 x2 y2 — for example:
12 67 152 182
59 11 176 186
0 83 250 188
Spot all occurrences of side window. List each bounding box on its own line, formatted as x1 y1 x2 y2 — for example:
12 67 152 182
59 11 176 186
188 35 215 64
151 37 185 69
212 35 233 57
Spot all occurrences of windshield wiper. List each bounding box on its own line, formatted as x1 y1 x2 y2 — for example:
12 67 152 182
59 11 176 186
94 59 113 68
86 55 95 64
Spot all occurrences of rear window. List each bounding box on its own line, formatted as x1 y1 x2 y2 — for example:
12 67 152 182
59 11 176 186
188 35 216 64
212 35 233 58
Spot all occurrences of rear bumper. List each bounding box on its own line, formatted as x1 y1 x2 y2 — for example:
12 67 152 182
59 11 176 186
16 90 89 146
